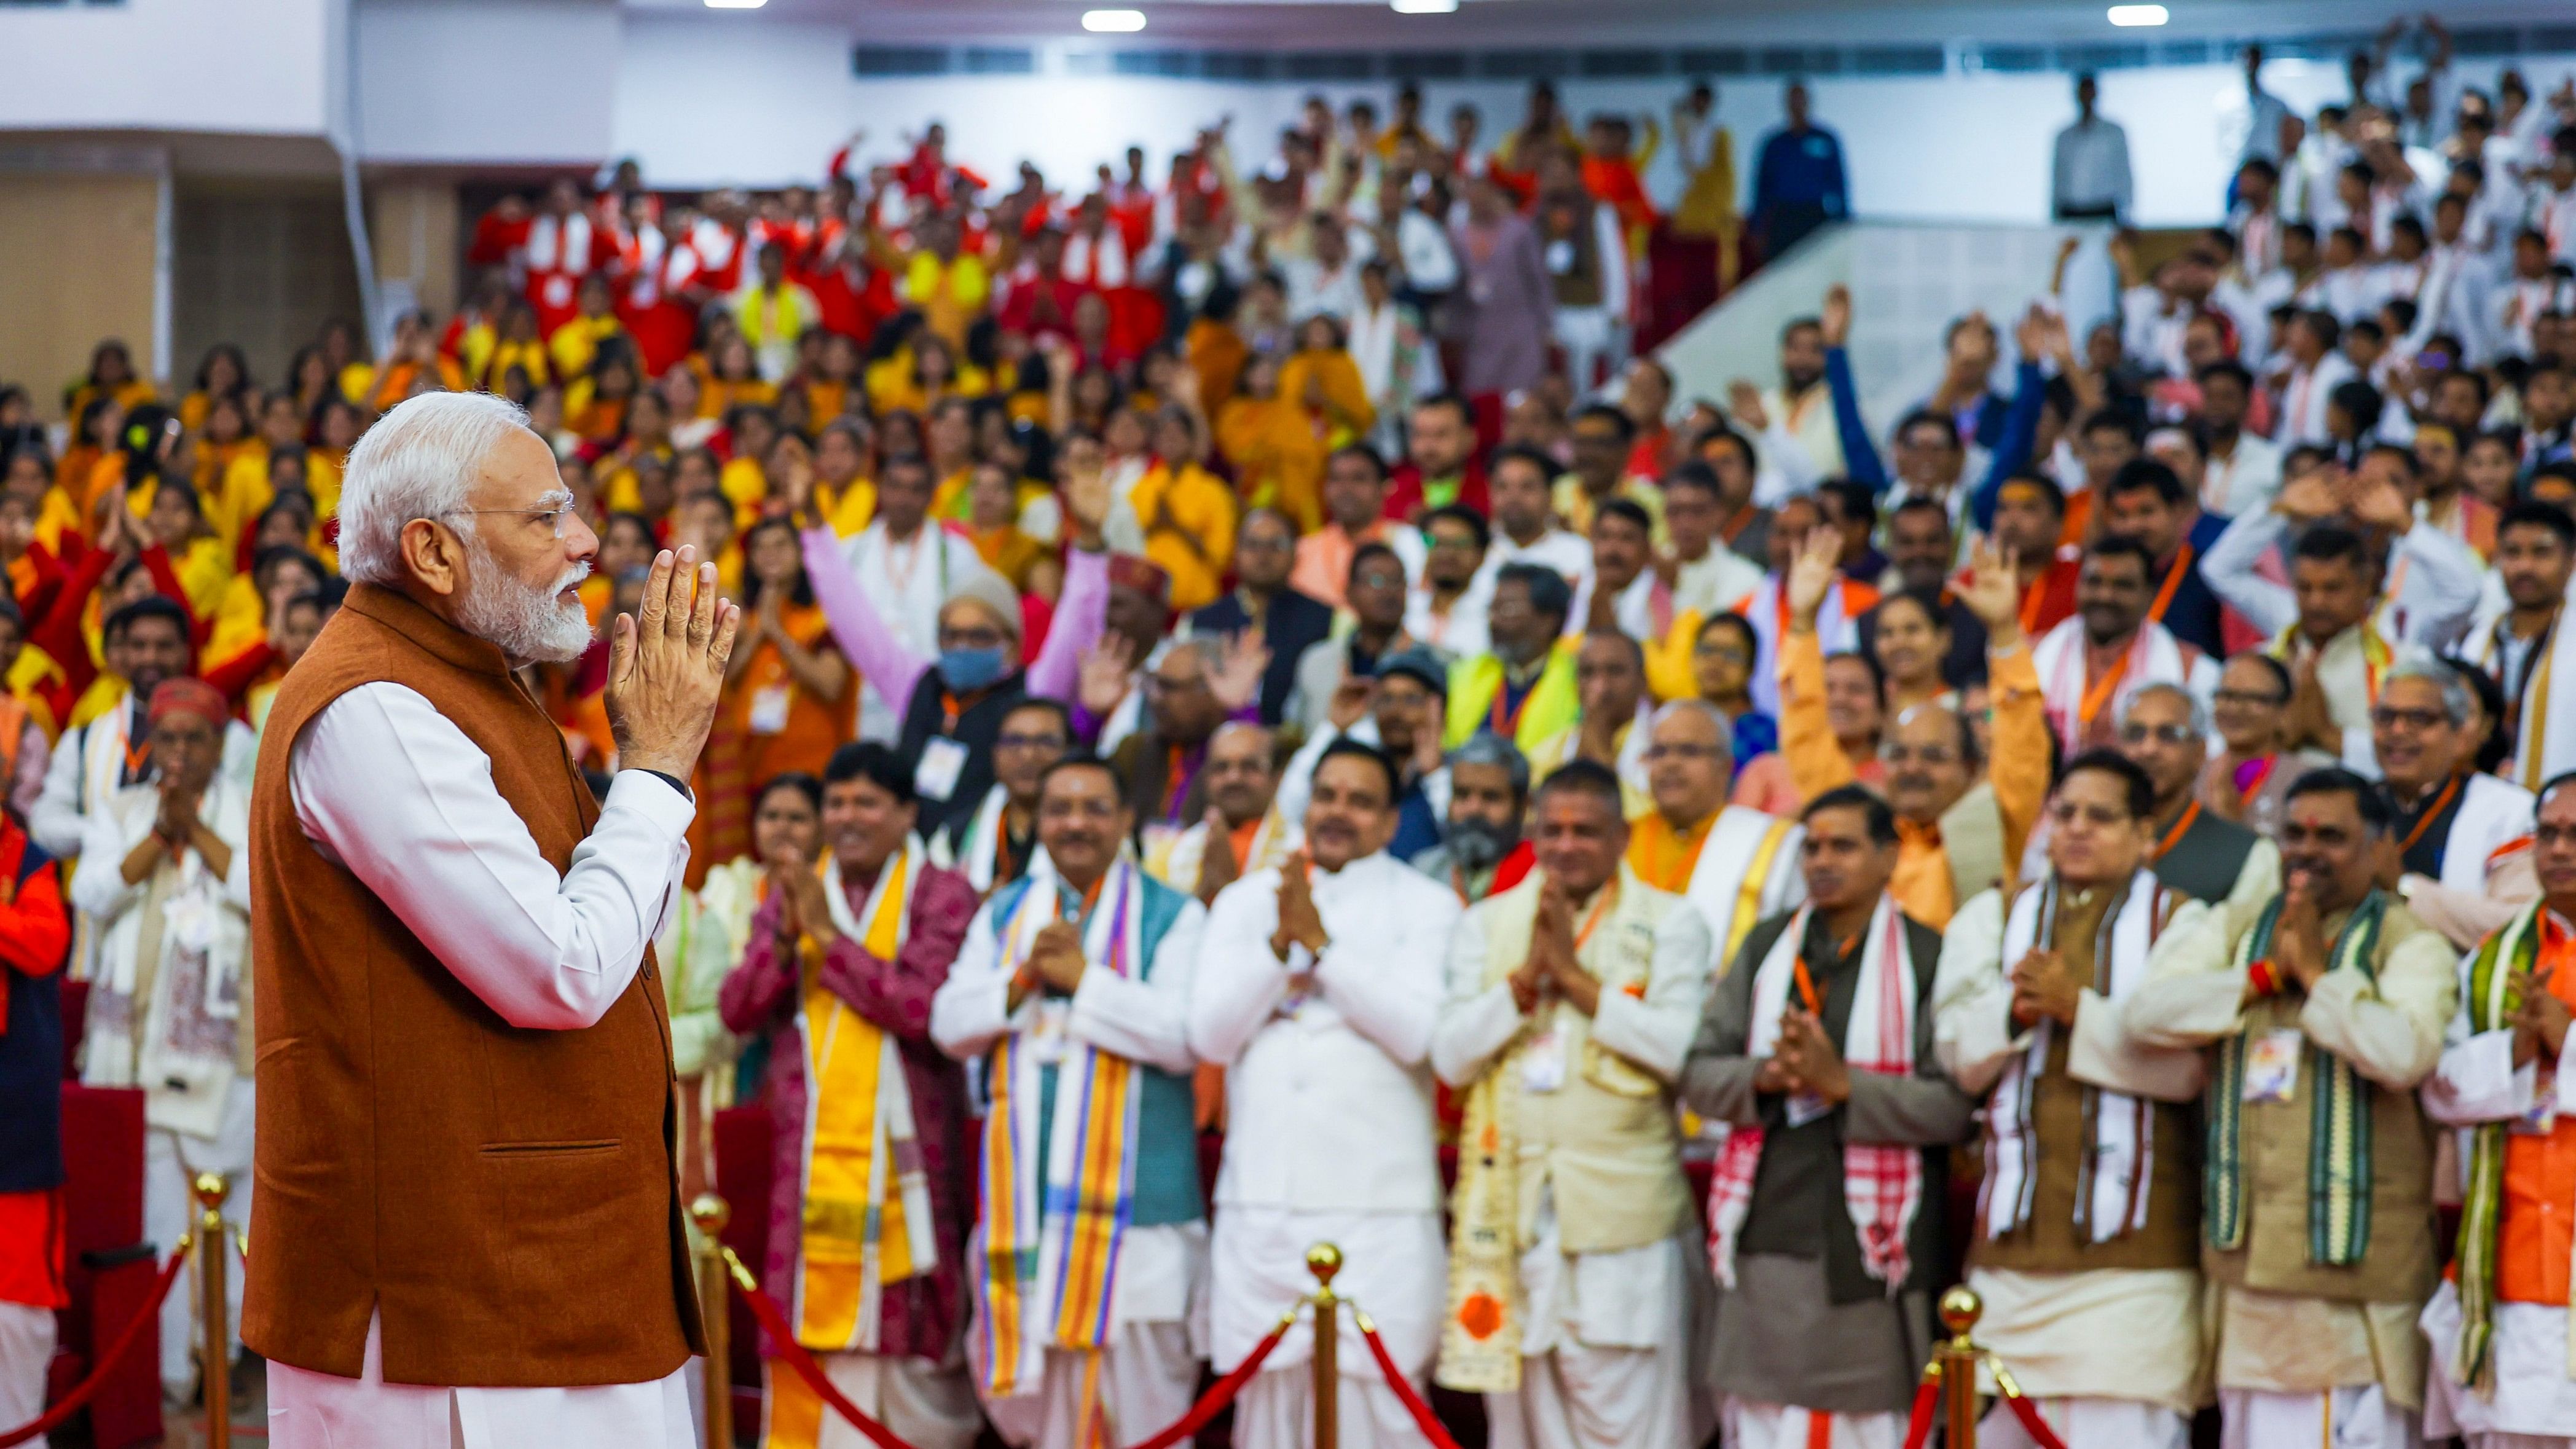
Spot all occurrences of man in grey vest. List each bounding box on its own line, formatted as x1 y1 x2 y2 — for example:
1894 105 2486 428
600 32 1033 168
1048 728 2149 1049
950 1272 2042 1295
2113 681 2280 932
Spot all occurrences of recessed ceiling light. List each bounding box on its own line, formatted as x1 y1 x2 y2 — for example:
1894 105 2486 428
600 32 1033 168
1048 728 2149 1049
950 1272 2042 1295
1392 0 1459 12
2106 4 2168 25
703 0 767 9
1083 8 1147 31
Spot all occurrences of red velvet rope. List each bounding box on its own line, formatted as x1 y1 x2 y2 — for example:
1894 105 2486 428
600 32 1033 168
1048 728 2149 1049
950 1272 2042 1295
1997 1380 2069 1449
726 1252 1292 1449
1356 1316 1465 1449
1898 1373 1940 1449
0 1240 194 1448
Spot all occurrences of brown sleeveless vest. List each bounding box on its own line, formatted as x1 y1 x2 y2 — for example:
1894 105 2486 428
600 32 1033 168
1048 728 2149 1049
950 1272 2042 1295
241 584 704 1386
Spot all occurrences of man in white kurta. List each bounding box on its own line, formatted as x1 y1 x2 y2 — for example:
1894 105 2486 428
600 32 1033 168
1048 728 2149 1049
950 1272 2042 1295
841 454 1004 742
1430 760 1714 1449
1192 740 1464 1449
1933 751 2215 1448
928 758 1208 1449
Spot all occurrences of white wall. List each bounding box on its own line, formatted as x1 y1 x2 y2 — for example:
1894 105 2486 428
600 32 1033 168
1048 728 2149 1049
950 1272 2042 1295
0 0 332 135
353 0 620 165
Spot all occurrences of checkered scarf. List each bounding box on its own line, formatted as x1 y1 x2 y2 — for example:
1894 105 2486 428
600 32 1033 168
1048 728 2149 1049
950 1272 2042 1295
1704 895 1923 1293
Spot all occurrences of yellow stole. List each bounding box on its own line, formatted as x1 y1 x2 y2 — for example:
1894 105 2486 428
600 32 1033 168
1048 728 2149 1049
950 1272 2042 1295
793 844 933 1350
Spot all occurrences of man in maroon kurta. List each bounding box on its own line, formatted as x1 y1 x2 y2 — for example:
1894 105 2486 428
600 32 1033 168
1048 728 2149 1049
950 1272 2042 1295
718 742 980 1448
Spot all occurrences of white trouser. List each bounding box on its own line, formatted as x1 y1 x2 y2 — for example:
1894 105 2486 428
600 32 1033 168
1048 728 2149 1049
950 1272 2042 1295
0 1300 55 1430
1979 1396 2188 1448
1230 1364 1418 1449
147 1082 255 1396
2221 1386 2421 1449
979 1325 1200 1449
765 1350 982 1449
267 1310 694 1449
1552 308 1623 398
1724 1400 1903 1448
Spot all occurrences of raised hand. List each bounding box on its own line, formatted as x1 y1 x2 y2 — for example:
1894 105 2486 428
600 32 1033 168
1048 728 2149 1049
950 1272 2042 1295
1820 285 1852 348
605 546 743 780
1077 633 1138 720
1327 674 1373 731
1726 379 1770 432
1955 535 2024 645
2347 469 2414 533
2274 469 2339 522
1208 630 1272 715
1785 527 1840 631
1062 457 1112 552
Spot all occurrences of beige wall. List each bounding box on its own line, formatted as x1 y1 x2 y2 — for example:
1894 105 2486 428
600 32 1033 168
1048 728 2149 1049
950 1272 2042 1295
0 171 160 421
370 177 460 322
170 179 364 392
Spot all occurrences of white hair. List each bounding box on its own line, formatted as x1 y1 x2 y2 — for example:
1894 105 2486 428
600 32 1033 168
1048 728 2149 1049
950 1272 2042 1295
337 391 536 586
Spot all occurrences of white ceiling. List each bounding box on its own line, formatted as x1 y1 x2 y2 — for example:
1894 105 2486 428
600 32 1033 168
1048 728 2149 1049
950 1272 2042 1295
617 0 2576 49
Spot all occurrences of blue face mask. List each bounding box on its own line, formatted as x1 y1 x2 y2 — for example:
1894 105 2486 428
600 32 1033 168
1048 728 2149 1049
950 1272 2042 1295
937 645 1010 693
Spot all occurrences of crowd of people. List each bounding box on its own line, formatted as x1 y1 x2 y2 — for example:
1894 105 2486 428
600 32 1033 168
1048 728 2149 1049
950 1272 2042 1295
6 25 2576 1449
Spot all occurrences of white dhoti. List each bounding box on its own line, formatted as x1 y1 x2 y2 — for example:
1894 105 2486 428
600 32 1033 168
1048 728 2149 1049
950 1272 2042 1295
2220 1386 2421 1449
1210 1206 1444 1449
2422 1280 2576 1446
763 1348 982 1449
1977 1397 2187 1448
1722 1400 1904 1448
265 1311 694 1449
0 1299 55 1429
149 1080 254 1396
1482 1196 1694 1449
972 1221 1208 1449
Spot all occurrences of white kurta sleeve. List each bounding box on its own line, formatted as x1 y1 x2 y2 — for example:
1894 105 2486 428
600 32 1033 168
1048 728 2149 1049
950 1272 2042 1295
1067 896 1204 1075
2064 897 2213 1103
1312 872 1460 1069
2392 521 2485 648
28 722 88 860
1931 888 2020 1094
68 799 144 920
2119 906 2250 1048
1188 873 1292 1068
1431 906 1525 1088
930 899 1032 1061
2423 1027 2533 1126
288 681 694 1032
2201 509 2296 638
2298 927 2457 1091
1585 902 1713 1083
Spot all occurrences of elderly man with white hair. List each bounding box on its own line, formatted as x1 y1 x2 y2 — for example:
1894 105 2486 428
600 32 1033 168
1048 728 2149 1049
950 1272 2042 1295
242 391 741 1449
2368 651 2539 951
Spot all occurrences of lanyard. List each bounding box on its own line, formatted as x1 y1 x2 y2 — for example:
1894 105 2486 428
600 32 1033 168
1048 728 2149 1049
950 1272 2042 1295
2152 799 2202 860
2397 773 2463 855
2146 542 2192 624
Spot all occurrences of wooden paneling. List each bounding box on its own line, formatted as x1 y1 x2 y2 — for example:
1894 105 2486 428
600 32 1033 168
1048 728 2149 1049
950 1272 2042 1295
0 170 158 420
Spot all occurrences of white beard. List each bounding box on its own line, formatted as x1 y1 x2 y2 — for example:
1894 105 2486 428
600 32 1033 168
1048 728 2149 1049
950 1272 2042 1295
456 538 594 664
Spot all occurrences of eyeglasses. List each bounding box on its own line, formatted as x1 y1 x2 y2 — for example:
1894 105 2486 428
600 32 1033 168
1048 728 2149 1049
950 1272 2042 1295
1879 742 1960 766
940 625 1010 650
2371 705 2447 731
1694 642 1753 665
2118 723 2199 746
446 497 578 538
1644 743 1724 762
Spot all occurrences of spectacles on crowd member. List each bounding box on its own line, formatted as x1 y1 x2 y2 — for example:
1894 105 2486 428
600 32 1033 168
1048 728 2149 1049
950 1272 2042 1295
1694 640 1753 665
1880 742 1960 766
2214 687 2290 709
2046 798 2130 830
445 495 577 539
1644 742 1724 762
2371 705 2446 732
940 622 1010 650
2119 722 2199 746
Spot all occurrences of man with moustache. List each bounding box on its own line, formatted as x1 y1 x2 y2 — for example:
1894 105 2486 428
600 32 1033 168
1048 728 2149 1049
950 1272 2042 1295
929 756 1208 1449
1410 733 1534 905
1782 531 2051 930
1933 751 2217 1448
1685 784 1971 1448
2370 654 2538 951
716 743 981 1449
2111 682 2281 921
929 697 1070 897
2030 536 2218 758
248 393 738 1445
2096 460 2231 660
1432 761 1714 1449
2461 502 2576 791
2124 769 2458 1448
1281 647 1451 868
1193 740 1464 1449
1154 720 1295 906
1525 630 1652 817
2421 772 2576 1448
1623 700 1805 964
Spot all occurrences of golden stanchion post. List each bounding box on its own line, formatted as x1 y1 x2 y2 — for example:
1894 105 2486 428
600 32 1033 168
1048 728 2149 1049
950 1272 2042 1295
1305 1243 1342 1449
692 1195 734 1449
1936 1286 1983 1449
193 1171 233 1449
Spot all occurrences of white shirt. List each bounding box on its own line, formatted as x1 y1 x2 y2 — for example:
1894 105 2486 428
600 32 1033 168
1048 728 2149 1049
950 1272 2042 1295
267 682 696 1444
1192 853 1461 1214
2202 508 2486 653
2201 430 2283 517
841 520 1003 741
2051 117 2133 216
2272 350 2358 449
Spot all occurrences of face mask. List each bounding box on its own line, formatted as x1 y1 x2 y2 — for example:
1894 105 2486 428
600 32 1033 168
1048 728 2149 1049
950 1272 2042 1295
937 645 1010 693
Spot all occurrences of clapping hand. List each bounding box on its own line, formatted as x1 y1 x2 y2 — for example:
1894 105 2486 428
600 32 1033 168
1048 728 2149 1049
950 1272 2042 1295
2270 874 2328 992
2511 968 2573 1068
1027 921 1089 994
2009 948 2079 1027
1270 850 1327 960
1771 1008 1851 1104
1197 806 1241 903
